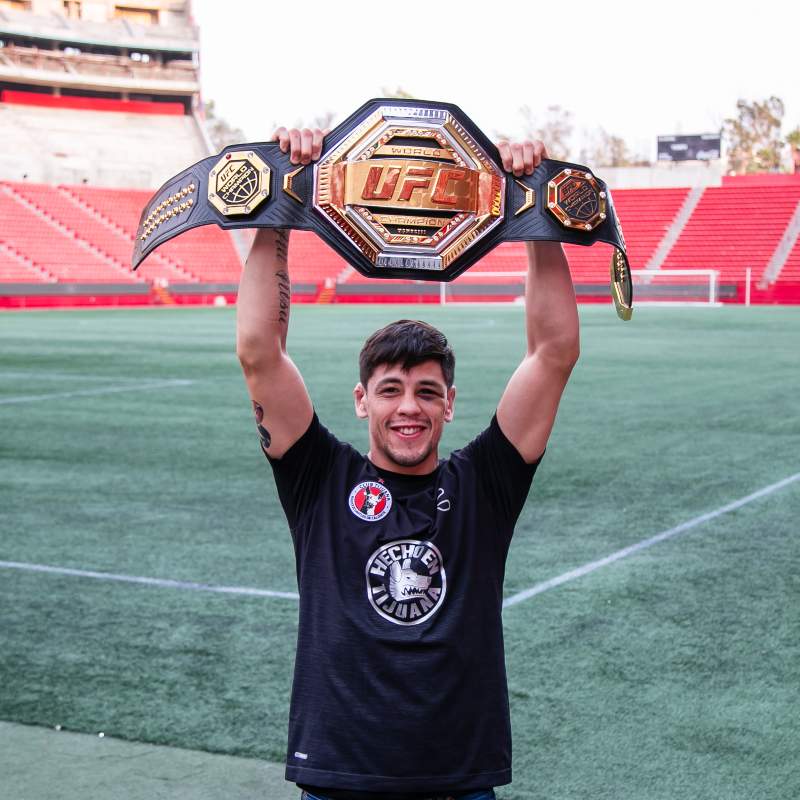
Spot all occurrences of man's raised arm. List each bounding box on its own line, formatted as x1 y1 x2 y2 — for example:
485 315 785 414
236 127 324 458
495 140 580 463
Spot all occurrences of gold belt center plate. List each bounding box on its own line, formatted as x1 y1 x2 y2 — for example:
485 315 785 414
314 106 506 270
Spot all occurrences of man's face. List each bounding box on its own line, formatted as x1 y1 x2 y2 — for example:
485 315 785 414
354 360 456 475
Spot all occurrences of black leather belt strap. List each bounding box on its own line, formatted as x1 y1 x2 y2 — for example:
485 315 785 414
132 98 632 320
132 142 315 263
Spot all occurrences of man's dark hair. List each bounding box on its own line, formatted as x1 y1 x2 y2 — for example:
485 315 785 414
359 319 455 388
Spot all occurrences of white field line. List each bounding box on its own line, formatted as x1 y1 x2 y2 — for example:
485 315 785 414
0 379 194 405
0 561 299 600
0 371 154 382
1 472 796 606
502 471 800 608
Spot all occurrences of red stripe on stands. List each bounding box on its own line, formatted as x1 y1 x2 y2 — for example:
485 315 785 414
3 284 800 310
0 90 185 116
2 179 800 306
722 173 800 187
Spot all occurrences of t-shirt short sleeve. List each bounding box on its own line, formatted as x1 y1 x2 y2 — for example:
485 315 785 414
264 412 340 530
458 414 543 530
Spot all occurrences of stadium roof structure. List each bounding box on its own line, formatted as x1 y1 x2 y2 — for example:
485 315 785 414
0 2 197 54
0 1 199 108
0 47 199 96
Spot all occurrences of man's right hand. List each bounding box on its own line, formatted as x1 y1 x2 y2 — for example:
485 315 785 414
235 126 327 460
271 127 327 166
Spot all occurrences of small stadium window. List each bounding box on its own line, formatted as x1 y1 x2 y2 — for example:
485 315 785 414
62 0 82 19
114 6 158 25
1 0 32 11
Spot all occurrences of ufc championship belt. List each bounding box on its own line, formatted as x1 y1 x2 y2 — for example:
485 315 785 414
132 98 633 320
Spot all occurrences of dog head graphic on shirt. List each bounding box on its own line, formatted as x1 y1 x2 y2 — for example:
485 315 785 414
389 557 433 601
366 540 446 625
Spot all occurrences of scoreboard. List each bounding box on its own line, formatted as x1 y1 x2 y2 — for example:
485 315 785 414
657 133 721 162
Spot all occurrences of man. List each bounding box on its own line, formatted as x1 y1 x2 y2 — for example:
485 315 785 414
237 126 579 800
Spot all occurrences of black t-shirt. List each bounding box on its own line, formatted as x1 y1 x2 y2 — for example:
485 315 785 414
266 414 540 797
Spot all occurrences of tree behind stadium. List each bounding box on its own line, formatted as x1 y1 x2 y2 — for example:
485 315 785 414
723 96 786 174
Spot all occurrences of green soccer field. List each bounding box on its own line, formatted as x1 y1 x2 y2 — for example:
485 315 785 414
2 304 799 800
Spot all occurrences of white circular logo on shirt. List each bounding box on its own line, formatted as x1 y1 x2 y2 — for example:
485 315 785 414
348 481 392 522
365 539 446 626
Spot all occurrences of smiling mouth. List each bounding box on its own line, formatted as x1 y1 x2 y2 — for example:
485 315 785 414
390 424 426 439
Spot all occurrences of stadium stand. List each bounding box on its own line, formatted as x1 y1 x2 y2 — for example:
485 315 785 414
0 2 195 54
0 239 53 282
0 47 197 100
661 184 800 286
0 0 247 306
0 0 202 188
341 188 695 301
0 180 241 286
0 97 208 187
780 239 800 282
4 176 800 307
281 230 350 285
1 2 799 307
0 181 134 282
561 187 692 285
56 185 195 283
65 184 239 283
763 226 800 305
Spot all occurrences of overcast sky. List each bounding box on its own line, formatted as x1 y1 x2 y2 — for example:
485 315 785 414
192 0 798 161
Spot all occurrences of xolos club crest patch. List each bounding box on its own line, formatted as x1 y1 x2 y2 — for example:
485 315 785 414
365 539 446 626
348 481 392 522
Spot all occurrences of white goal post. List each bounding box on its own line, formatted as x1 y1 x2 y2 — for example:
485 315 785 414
439 268 722 307
439 272 527 305
630 269 721 306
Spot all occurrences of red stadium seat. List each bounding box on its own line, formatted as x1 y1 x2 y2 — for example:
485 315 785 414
2 180 800 304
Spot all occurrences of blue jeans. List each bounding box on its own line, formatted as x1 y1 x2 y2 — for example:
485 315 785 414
300 792 496 800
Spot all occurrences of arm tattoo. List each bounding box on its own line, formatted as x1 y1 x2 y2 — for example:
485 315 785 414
275 268 291 324
252 401 271 450
275 228 289 265
271 229 291 325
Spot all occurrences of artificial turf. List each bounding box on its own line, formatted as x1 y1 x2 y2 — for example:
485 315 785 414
1 305 798 799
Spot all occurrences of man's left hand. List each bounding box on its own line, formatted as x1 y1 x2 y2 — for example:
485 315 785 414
495 139 548 176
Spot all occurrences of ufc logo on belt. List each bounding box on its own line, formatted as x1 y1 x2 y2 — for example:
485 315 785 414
342 159 480 212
